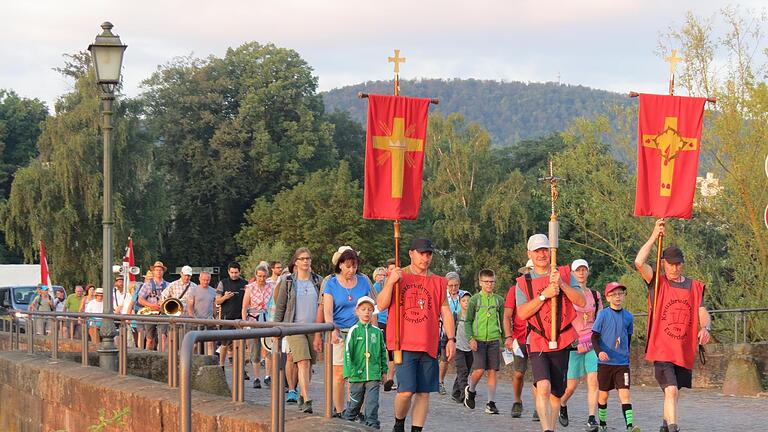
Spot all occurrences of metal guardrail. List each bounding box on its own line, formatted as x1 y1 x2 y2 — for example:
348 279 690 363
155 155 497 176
1 310 336 432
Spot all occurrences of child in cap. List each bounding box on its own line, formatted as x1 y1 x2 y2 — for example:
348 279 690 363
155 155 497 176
591 282 640 432
342 296 388 429
451 291 473 403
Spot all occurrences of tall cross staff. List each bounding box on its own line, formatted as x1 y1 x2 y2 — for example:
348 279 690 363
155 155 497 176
389 48 406 364
539 160 564 349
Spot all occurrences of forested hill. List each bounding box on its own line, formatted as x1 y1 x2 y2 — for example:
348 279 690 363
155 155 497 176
322 78 631 146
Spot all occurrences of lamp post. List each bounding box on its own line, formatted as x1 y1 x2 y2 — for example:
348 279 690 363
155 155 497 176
88 21 126 371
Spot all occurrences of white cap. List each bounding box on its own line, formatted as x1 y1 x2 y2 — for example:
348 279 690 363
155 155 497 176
181 265 193 276
571 259 589 271
527 234 549 251
95 288 104 294
356 296 375 308
332 246 355 266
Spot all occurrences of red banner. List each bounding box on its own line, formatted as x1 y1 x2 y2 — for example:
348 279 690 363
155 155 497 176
363 94 431 220
634 94 706 219
123 237 136 282
39 240 52 288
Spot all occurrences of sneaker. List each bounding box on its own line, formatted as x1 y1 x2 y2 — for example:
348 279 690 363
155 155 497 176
384 379 394 392
463 385 476 409
598 426 608 432
298 395 304 407
264 376 271 388
668 425 679 432
252 378 261 389
438 382 447 395
391 383 397 390
532 410 540 422
511 402 523 418
559 405 569 426
585 418 599 432
452 394 463 404
659 427 669 432
485 401 499 415
243 371 250 381
286 389 298 404
627 426 641 432
301 399 313 414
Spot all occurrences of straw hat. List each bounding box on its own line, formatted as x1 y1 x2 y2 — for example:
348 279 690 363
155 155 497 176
151 261 167 271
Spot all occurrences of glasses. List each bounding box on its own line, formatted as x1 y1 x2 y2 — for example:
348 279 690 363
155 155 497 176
480 280 496 284
296 256 312 261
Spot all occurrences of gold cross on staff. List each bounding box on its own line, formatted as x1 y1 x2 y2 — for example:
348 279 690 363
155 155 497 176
372 117 424 198
642 116 698 197
389 49 406 74
665 49 683 77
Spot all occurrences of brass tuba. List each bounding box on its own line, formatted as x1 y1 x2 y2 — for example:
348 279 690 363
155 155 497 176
160 298 184 316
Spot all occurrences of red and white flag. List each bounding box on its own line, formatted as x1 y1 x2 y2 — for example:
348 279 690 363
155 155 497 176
39 240 52 288
123 237 136 282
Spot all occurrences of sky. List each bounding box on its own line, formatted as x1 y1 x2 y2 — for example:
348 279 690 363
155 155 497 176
1 0 764 111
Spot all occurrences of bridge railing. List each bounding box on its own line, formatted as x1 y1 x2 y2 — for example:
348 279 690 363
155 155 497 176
0 310 335 432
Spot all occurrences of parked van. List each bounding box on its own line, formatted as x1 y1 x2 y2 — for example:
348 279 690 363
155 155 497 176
0 285 63 331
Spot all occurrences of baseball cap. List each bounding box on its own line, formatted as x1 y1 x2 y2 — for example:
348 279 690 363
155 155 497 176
527 234 549 251
181 265 193 276
410 238 434 253
356 296 375 308
460 291 472 299
604 282 626 296
662 246 685 264
571 259 589 271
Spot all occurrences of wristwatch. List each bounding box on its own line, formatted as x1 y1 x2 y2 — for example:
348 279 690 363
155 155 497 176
447 337 456 343
538 294 547 302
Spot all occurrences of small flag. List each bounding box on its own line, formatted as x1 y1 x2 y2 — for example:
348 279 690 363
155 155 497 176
123 237 135 282
39 240 52 288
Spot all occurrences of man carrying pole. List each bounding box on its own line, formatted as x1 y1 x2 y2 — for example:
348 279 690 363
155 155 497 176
515 161 585 432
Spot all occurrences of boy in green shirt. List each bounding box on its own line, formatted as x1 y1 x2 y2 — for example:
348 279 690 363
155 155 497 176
343 296 388 429
463 269 505 415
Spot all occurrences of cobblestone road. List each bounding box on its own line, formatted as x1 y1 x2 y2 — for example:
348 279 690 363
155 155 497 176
231 368 764 431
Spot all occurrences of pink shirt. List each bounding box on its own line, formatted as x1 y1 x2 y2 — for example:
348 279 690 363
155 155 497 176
245 281 273 320
572 288 602 338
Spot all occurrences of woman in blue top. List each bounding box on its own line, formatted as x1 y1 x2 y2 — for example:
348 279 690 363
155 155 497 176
323 247 375 416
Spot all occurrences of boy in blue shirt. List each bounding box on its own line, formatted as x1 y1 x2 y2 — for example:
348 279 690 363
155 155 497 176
591 282 640 432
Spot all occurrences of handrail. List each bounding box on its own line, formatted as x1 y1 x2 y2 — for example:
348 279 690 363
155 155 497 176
179 324 334 432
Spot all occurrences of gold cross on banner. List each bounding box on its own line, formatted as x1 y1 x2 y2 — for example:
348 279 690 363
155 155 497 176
372 117 424 198
642 116 698 197
665 49 683 77
389 49 406 74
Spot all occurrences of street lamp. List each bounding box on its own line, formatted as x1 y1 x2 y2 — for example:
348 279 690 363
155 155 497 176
88 21 126 371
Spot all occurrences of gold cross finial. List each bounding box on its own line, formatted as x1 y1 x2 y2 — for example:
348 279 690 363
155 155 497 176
389 49 406 74
665 49 683 77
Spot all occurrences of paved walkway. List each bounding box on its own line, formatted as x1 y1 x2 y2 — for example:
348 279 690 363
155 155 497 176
229 367 764 431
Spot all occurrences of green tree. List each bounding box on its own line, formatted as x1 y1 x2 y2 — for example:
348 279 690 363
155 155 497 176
141 42 337 267
2 53 164 287
235 161 393 277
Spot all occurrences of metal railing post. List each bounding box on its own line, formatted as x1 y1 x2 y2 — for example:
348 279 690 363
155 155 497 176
27 317 34 354
734 313 738 343
14 319 20 350
81 322 89 366
742 312 747 343
52 316 59 360
277 336 285 432
271 335 281 432
324 329 333 418
119 320 127 376
180 331 194 432
169 323 178 388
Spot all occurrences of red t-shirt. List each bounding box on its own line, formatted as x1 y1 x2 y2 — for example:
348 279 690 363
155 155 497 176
504 286 528 343
386 272 447 358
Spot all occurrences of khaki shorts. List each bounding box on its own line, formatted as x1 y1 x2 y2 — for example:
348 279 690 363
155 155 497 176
332 330 349 366
286 334 316 364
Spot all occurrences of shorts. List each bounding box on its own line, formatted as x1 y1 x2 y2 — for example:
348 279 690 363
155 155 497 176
248 338 262 363
654 361 692 389
471 340 501 371
285 333 316 364
377 322 394 362
332 329 349 366
598 364 631 391
512 344 529 373
395 351 439 393
530 349 570 398
141 323 168 339
567 349 599 379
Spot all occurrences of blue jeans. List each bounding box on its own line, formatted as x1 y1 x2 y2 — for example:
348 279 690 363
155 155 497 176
342 381 381 429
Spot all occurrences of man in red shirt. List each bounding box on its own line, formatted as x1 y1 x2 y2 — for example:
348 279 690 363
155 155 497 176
377 238 456 432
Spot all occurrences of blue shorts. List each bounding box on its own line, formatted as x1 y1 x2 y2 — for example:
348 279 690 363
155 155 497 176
395 351 439 393
567 349 598 379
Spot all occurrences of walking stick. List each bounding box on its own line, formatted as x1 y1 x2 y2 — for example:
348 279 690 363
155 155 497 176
540 160 564 350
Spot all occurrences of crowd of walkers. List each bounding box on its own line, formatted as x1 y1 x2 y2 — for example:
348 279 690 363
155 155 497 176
27 218 710 432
